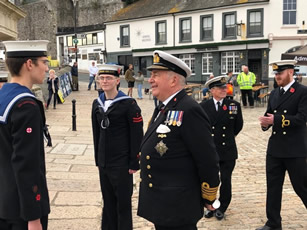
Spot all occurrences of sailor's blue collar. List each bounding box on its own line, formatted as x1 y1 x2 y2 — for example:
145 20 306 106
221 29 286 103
0 83 35 124
97 90 131 111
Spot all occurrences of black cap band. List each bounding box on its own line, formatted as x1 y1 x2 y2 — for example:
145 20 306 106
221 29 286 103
6 51 48 58
98 70 120 77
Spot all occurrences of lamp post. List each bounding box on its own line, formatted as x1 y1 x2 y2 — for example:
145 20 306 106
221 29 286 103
72 0 78 63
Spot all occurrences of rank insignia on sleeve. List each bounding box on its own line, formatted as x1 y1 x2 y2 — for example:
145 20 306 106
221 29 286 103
133 116 143 123
155 140 168 156
201 182 219 201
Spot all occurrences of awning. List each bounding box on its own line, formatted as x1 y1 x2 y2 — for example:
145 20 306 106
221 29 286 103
281 45 307 65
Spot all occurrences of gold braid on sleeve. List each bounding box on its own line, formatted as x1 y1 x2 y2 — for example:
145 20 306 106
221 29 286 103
201 182 218 201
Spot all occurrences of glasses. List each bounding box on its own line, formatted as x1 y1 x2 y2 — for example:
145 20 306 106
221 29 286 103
97 76 117 81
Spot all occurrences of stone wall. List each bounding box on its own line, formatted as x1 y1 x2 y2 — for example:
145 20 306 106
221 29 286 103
15 0 124 58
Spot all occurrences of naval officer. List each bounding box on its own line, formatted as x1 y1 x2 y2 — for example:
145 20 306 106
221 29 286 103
137 50 220 230
257 60 307 230
200 76 243 220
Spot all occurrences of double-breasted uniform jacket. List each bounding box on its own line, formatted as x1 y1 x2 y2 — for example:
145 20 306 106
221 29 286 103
91 91 143 169
0 83 50 221
263 81 307 158
137 90 220 226
200 98 243 161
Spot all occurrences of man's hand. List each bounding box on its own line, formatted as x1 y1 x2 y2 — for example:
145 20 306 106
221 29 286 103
129 169 137 174
259 113 274 128
204 203 215 211
28 219 42 230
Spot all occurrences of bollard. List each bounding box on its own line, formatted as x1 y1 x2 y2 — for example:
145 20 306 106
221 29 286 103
72 99 77 131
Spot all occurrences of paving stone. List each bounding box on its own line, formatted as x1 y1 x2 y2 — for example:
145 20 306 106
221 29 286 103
54 192 102 206
51 143 87 155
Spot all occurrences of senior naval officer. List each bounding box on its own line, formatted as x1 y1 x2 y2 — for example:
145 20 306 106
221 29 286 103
200 76 243 220
0 40 51 230
137 50 220 230
257 60 307 230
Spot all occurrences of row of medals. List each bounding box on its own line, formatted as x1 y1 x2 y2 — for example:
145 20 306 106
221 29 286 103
164 110 184 127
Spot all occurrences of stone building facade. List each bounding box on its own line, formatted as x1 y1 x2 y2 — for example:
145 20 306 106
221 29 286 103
15 0 124 58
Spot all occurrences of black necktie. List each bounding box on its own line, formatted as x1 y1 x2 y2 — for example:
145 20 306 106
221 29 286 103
279 88 285 97
217 101 221 112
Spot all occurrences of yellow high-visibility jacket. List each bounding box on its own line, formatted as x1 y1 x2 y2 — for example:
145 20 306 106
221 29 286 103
237 71 256 90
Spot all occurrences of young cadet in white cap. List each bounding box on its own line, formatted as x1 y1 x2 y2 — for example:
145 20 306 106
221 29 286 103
257 60 307 230
137 50 220 230
91 64 143 230
0 40 51 230
200 76 243 221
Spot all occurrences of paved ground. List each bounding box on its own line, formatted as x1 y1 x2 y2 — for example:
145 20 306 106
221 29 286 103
45 81 307 230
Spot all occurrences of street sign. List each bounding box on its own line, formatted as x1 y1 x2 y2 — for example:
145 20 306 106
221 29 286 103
73 38 78 44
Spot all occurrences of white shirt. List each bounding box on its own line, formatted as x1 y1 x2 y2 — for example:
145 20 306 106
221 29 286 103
213 98 224 111
89 65 99 77
280 79 295 94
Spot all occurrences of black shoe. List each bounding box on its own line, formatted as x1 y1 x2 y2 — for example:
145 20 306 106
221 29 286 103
256 225 282 230
204 210 214 218
215 209 224 220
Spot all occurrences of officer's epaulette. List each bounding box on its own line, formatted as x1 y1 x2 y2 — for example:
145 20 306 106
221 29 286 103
0 83 35 124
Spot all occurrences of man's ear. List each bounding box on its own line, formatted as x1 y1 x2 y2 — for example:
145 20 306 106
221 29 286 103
24 59 34 71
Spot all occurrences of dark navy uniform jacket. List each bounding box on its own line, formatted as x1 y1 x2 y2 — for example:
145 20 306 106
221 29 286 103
0 83 50 221
137 90 220 226
200 98 243 161
91 91 143 169
263 81 307 158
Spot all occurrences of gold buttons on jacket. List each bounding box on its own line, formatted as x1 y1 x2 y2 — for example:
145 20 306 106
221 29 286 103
211 134 214 137
146 155 150 160
284 110 287 113
223 126 226 130
222 134 225 137
149 183 153 188
147 165 151 169
222 142 225 145
273 131 276 135
148 174 152 178
274 110 277 113
283 131 286 135
212 126 215 129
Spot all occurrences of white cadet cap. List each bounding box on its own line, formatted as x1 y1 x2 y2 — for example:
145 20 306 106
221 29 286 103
2 40 49 58
147 50 192 78
269 59 297 74
205 76 229 89
97 64 122 77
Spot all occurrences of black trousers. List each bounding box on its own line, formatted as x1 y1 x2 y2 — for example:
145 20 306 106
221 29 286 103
154 224 197 230
98 167 133 230
0 216 48 230
266 155 307 228
219 160 236 213
240 89 254 106
46 90 57 109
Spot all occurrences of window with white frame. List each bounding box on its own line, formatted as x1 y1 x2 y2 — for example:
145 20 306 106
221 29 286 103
179 54 195 74
156 20 167 44
283 0 296 25
200 15 213 41
221 51 240 74
202 53 213 74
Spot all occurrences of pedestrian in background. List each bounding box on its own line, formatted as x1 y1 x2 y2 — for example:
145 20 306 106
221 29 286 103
71 61 78 91
135 70 144 99
137 50 220 230
88 61 98 90
0 40 51 230
0 77 7 89
200 76 243 221
258 60 307 230
46 69 59 109
91 64 143 230
125 64 135 97
237 65 256 108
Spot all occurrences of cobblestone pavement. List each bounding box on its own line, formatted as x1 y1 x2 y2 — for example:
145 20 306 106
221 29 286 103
45 82 306 230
